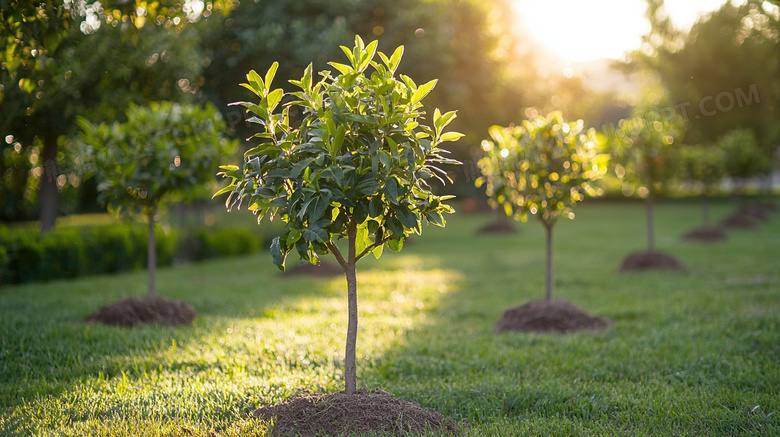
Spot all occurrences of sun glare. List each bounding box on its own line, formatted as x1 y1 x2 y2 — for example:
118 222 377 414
513 0 729 63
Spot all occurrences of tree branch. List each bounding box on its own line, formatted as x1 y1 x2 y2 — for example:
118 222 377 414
326 241 349 273
356 236 393 261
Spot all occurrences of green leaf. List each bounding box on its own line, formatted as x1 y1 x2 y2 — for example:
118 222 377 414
212 184 234 199
371 243 383 259
439 132 464 142
388 237 404 252
266 88 284 112
395 204 418 229
264 61 279 94
331 125 346 156
286 229 303 246
384 177 399 204
368 196 383 218
247 70 265 96
328 62 352 75
411 79 437 105
271 237 285 271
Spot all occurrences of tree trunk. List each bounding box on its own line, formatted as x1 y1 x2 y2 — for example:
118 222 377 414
39 135 59 233
701 194 710 227
147 209 157 298
646 190 655 252
344 220 358 395
544 221 554 302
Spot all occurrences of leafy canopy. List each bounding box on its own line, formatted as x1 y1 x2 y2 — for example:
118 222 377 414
79 102 237 216
609 100 685 198
678 145 726 193
475 110 606 225
216 36 462 270
717 128 773 182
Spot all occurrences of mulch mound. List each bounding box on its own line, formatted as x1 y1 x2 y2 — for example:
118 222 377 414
284 261 343 278
254 389 461 436
85 296 196 327
495 299 610 334
681 226 728 242
720 213 757 229
477 220 517 234
742 204 771 221
619 251 685 272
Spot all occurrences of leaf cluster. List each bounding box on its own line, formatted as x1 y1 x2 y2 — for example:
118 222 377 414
717 128 774 181
678 145 727 194
475 110 606 226
609 107 684 197
216 36 462 271
78 101 237 216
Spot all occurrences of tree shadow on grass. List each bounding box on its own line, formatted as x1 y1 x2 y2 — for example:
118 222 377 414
0 252 340 411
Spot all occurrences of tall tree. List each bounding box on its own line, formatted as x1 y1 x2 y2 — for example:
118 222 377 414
610 89 685 254
79 102 236 297
215 37 461 394
633 0 779 148
0 1 229 228
476 110 606 301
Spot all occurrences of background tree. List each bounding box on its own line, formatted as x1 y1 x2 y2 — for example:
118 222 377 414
476 110 606 302
215 37 461 395
0 1 229 229
717 128 773 199
678 144 727 227
198 0 532 183
610 94 684 255
79 102 236 297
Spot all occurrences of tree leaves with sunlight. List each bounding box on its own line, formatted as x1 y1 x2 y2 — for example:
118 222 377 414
215 36 462 395
476 110 606 302
609 94 684 253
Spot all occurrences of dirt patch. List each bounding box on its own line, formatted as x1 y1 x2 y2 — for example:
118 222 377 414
742 204 771 221
619 251 685 272
254 389 462 436
720 213 756 229
284 261 343 278
495 299 610 334
681 226 728 242
85 296 196 327
477 220 517 234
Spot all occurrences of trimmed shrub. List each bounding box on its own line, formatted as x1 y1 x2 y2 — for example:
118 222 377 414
0 223 177 285
185 227 262 261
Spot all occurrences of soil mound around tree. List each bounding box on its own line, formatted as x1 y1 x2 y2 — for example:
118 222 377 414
720 213 757 229
742 204 771 221
284 261 343 278
495 299 610 334
619 251 685 272
681 226 728 242
85 296 196 327
254 389 462 436
477 220 517 234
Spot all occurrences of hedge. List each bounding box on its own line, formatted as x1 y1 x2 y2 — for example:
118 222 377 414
0 223 266 286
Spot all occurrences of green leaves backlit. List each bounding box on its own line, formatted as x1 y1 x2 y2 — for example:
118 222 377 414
216 35 461 271
476 110 606 225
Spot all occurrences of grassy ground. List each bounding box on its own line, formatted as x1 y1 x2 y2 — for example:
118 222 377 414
1 200 778 436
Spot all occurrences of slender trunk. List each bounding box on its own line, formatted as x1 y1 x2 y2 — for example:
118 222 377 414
544 221 554 302
646 189 655 252
147 209 157 298
39 135 59 232
701 194 710 227
344 220 358 395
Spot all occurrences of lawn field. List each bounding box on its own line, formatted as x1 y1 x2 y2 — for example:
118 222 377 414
1 200 778 436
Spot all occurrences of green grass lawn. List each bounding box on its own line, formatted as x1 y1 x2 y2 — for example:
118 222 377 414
1 200 778 436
